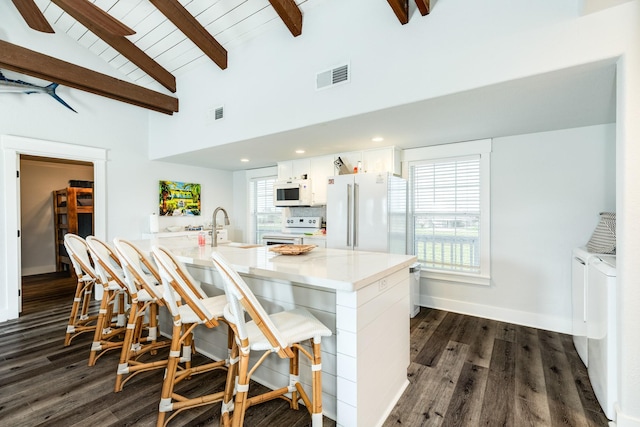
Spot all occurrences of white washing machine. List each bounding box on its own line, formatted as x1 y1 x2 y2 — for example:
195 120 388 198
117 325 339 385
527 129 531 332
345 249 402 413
571 247 591 366
587 255 617 420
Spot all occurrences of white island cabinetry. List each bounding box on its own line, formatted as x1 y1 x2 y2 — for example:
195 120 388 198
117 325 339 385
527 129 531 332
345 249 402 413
137 237 415 427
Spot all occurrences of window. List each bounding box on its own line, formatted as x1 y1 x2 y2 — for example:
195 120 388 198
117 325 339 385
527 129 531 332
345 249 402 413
404 139 491 285
250 176 281 243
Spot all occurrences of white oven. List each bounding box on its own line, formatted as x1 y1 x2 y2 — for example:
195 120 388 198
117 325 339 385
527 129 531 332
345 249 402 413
261 234 303 246
262 216 322 246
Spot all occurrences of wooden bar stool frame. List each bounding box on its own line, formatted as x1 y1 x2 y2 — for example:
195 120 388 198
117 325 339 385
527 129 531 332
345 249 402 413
212 252 332 427
113 238 172 392
84 236 130 366
63 234 101 346
152 245 234 427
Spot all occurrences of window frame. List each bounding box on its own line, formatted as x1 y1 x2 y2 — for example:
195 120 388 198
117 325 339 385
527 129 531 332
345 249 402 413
249 174 281 244
403 139 492 286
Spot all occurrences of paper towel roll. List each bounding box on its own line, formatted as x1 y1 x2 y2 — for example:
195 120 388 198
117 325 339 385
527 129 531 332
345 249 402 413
149 213 159 233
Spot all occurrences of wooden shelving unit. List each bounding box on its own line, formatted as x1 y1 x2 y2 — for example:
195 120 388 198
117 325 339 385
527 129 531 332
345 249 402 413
53 187 94 272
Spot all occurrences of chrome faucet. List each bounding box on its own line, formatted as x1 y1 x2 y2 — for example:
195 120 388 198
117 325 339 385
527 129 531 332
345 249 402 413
211 207 230 247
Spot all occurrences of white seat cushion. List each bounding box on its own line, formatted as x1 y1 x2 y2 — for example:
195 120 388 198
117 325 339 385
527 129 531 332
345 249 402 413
177 295 227 324
245 308 331 352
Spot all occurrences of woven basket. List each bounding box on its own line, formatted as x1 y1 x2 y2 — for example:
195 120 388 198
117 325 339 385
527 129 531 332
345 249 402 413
269 244 317 255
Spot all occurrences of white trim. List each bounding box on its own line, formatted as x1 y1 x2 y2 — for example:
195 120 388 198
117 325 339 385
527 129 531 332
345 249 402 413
420 270 490 287
1 135 107 322
420 295 572 334
614 404 640 427
402 139 492 281
402 138 492 163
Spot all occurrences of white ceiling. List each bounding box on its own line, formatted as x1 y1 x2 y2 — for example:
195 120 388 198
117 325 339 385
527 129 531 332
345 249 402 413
35 0 310 91
29 1 617 172
158 58 617 170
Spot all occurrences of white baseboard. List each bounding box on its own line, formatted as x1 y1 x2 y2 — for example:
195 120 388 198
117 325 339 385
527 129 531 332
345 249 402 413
21 265 57 276
419 295 572 334
614 404 640 427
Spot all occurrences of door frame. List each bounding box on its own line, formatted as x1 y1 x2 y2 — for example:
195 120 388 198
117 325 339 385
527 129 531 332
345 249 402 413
1 135 107 321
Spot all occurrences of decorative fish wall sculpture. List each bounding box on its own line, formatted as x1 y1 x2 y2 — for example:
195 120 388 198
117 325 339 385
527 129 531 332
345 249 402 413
0 70 77 112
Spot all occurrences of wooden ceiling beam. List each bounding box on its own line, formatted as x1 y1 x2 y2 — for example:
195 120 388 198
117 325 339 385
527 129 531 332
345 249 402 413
150 0 227 70
268 0 303 36
415 0 430 16
11 0 54 33
51 0 135 36
387 0 409 24
0 40 178 115
51 0 176 92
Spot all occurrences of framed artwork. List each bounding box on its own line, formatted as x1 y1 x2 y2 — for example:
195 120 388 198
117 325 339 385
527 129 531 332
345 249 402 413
159 180 201 216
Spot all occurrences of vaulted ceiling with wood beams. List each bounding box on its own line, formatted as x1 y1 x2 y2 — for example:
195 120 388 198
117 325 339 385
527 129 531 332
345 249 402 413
5 0 429 115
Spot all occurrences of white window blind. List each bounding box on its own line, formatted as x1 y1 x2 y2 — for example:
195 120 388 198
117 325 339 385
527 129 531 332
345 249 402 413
250 176 281 243
410 155 481 272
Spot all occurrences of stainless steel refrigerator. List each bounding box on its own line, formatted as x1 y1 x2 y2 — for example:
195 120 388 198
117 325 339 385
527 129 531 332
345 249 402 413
326 172 407 253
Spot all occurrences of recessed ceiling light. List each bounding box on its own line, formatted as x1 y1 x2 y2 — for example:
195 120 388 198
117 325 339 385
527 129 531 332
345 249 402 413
372 136 384 142
295 150 305 154
240 158 249 162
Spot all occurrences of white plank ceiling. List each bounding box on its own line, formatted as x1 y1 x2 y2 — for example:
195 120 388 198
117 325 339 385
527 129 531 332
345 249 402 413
32 0 310 92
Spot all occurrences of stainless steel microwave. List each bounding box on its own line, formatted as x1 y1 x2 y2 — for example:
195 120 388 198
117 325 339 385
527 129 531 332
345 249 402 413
273 179 312 207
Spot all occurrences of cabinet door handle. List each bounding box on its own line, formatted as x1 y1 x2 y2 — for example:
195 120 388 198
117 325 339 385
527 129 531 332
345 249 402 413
347 184 352 247
353 183 359 248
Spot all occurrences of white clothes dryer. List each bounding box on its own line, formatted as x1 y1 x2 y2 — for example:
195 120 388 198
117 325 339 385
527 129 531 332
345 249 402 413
587 255 617 420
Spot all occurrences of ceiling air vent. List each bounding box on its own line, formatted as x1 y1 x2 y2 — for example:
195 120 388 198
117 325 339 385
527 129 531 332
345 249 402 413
316 63 350 90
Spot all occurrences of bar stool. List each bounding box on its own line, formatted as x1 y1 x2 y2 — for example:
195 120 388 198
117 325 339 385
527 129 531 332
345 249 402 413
85 236 129 366
211 252 332 427
63 234 99 346
151 245 233 427
112 238 171 392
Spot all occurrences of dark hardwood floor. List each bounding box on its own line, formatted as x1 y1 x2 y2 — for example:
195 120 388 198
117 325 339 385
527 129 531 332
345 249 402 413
2 274 608 426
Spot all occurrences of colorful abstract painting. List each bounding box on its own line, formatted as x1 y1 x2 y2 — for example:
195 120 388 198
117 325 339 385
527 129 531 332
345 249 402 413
159 180 201 216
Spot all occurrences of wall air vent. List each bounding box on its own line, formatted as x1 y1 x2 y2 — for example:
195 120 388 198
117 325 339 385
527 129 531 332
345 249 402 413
206 105 224 125
316 63 350 90
214 106 224 120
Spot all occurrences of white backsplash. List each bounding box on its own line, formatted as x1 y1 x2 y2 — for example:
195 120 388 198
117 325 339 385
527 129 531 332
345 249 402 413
286 206 327 225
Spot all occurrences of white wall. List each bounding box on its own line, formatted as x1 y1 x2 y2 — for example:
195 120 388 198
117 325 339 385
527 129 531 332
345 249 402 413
149 0 604 159
20 160 93 275
0 1 234 314
420 124 615 332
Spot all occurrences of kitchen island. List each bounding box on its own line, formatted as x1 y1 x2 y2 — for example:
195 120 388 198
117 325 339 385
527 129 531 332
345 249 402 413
134 236 416 427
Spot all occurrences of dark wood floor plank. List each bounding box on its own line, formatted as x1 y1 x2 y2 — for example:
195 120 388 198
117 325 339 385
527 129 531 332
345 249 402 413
441 362 489 426
450 313 480 345
538 329 589 426
514 325 552 425
559 333 600 412
410 308 447 360
384 340 469 426
495 320 518 342
465 316 496 368
415 312 463 367
479 338 515 426
2 278 609 427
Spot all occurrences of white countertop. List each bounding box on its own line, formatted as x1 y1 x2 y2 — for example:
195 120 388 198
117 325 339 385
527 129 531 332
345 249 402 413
135 236 416 292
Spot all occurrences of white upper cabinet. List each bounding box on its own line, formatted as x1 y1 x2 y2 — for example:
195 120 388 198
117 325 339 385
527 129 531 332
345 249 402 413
309 155 335 205
333 151 362 174
362 147 401 175
276 147 401 205
277 159 310 180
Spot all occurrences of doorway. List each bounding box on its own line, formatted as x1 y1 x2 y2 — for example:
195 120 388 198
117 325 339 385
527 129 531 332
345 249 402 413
20 155 94 315
1 135 107 322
